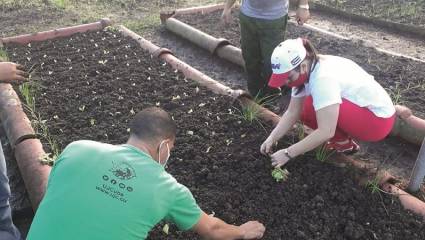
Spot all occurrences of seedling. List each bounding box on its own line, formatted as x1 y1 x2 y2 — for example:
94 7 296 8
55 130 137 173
162 223 169 235
315 144 334 162
0 47 9 61
366 176 382 194
271 167 290 182
239 92 277 123
90 118 96 126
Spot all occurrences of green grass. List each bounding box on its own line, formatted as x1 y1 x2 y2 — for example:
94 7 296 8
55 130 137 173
0 47 9 61
315 143 334 162
18 72 60 165
51 0 68 9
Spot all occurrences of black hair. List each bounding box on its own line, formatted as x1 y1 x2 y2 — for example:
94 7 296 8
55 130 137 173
129 107 176 142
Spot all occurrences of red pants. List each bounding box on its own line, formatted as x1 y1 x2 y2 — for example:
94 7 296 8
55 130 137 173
301 97 395 142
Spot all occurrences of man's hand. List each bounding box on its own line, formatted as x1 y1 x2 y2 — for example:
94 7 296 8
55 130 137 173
0 62 28 83
239 221 265 239
295 8 310 25
221 8 233 25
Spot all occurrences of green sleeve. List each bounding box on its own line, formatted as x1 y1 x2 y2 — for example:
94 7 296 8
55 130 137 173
165 184 202 230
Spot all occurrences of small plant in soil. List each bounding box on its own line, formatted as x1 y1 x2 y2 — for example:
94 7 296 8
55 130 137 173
240 93 277 123
366 176 382 194
315 144 334 162
271 167 290 182
0 47 9 61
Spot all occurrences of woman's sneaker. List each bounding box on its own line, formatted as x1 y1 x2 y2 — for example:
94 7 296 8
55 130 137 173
325 138 360 154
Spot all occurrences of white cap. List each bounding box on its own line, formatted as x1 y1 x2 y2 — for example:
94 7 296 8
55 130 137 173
268 38 307 88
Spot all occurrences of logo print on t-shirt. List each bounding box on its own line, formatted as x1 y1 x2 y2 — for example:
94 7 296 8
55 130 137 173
110 161 136 180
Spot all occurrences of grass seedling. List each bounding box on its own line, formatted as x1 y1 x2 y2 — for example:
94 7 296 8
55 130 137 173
315 144 334 162
271 167 290 183
386 82 403 105
19 83 36 112
366 177 381 194
0 46 9 61
19 69 60 165
232 92 280 133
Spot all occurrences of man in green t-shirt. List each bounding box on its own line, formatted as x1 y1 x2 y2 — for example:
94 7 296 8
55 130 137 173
27 107 265 240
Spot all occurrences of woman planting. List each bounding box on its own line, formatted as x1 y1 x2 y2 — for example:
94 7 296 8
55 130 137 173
261 38 395 168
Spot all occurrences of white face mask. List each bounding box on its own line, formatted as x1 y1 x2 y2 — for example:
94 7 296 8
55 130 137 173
158 140 170 167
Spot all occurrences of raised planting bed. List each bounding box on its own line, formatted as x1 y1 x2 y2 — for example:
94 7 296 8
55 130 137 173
172 9 425 185
4 28 425 239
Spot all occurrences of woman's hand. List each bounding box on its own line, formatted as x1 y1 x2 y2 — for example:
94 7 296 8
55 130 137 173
270 149 291 168
260 137 275 156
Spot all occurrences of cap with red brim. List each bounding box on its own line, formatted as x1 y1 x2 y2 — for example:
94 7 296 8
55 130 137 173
268 72 290 88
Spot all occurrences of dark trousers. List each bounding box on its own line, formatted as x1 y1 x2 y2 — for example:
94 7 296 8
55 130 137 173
239 12 288 98
0 141 21 240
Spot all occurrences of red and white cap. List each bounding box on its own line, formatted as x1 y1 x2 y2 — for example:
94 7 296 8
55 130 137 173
268 38 307 88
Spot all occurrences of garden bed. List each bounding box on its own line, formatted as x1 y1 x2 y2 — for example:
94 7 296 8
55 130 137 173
174 9 425 185
4 28 425 239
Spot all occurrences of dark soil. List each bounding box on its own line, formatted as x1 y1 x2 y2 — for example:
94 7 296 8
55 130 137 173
5 29 425 239
175 9 425 185
313 0 425 27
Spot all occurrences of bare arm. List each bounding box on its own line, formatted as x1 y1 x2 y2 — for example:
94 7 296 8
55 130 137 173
296 0 310 25
221 0 238 25
270 103 339 167
261 96 305 155
270 96 305 142
288 103 339 156
192 212 265 240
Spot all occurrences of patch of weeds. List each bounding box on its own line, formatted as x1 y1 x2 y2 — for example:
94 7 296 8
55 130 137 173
104 26 120 33
19 73 60 165
271 167 290 182
51 0 68 9
315 144 334 162
123 14 161 35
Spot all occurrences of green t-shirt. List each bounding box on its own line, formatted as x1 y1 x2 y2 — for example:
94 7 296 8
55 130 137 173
27 140 202 240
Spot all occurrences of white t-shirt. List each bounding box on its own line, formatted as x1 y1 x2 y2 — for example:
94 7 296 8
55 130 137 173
292 55 395 118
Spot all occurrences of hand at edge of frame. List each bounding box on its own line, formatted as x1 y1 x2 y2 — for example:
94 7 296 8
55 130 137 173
221 8 233 26
0 62 28 83
296 8 310 25
239 221 265 239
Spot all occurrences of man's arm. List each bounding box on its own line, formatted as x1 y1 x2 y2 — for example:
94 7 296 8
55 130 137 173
192 212 265 240
221 0 238 25
296 0 310 25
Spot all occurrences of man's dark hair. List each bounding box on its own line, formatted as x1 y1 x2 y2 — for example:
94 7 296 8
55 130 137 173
129 107 176 142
